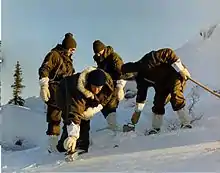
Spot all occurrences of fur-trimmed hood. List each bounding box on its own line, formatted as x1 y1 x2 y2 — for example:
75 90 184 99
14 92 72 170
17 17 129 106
77 66 96 99
77 66 114 99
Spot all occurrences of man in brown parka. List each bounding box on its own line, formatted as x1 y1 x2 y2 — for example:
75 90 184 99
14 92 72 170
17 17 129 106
92 40 127 131
38 33 77 153
121 48 193 135
55 67 115 154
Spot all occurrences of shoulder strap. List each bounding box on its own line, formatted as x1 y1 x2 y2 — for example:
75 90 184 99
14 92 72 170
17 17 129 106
50 56 64 81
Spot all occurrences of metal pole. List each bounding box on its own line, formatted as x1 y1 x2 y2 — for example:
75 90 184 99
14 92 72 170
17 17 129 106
188 77 220 99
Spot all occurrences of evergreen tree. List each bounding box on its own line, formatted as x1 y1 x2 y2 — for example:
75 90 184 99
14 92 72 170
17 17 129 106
8 61 25 106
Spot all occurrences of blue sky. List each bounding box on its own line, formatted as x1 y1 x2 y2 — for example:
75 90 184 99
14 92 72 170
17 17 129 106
2 0 220 104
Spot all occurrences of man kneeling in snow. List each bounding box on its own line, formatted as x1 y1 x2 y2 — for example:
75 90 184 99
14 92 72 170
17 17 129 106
55 67 116 154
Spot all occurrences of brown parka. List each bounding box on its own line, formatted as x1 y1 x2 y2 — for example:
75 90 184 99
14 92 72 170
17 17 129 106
93 46 124 85
122 48 187 114
55 67 115 125
38 44 75 106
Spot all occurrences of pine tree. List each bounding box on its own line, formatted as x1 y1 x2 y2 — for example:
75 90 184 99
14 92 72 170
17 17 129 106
8 61 25 106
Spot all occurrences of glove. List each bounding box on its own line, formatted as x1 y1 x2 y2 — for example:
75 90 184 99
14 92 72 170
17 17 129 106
171 59 191 80
131 111 141 125
123 103 144 132
179 68 191 80
131 102 145 124
116 79 127 101
63 122 80 153
63 136 77 153
82 104 103 120
39 77 50 102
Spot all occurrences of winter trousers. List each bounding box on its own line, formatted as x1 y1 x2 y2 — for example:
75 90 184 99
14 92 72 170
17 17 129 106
152 78 186 115
46 105 62 136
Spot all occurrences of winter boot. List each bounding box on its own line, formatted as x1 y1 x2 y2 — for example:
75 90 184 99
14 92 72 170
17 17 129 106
48 135 58 153
106 112 122 132
123 123 135 132
176 107 192 129
123 111 141 132
146 113 163 135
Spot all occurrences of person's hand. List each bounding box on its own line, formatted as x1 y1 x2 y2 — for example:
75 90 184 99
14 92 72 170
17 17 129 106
39 77 50 102
82 104 103 120
180 68 191 80
131 111 141 125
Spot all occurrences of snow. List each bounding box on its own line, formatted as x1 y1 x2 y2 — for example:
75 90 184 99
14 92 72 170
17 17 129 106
1 24 220 172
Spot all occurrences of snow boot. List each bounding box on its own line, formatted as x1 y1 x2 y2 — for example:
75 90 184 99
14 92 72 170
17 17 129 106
146 113 163 135
176 107 192 129
146 128 161 135
48 135 58 153
123 123 135 132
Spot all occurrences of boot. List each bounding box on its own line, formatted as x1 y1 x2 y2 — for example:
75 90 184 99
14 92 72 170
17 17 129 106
146 113 163 135
48 135 58 153
123 111 141 132
123 123 135 132
106 112 122 132
176 107 192 129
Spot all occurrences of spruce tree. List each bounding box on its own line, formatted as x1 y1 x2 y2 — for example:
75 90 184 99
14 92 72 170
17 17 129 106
8 61 25 106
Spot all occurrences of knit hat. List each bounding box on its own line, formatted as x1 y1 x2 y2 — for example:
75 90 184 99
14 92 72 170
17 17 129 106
87 69 107 86
93 40 106 54
62 33 77 50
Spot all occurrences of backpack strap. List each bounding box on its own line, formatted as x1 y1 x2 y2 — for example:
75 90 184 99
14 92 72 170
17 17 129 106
50 57 64 82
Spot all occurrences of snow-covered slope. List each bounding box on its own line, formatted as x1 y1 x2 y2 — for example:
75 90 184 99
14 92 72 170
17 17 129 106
1 24 220 172
1 104 47 151
176 24 220 91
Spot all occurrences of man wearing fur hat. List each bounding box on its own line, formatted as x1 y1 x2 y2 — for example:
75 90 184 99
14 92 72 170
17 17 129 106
38 33 77 153
55 67 115 154
92 40 126 131
121 48 192 135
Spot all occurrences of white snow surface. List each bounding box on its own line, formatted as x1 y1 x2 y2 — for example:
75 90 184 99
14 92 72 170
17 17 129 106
1 24 220 172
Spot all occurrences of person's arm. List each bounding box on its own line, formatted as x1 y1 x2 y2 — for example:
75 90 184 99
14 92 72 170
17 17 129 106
39 51 60 79
38 52 60 102
112 53 127 101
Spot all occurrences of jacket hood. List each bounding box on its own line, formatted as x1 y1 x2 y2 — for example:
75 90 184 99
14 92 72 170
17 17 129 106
77 66 114 99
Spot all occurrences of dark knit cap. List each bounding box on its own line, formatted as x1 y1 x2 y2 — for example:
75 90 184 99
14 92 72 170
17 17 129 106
62 33 77 50
87 69 107 86
93 40 106 54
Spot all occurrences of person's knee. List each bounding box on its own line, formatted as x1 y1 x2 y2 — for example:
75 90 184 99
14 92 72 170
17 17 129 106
46 122 61 136
171 101 185 111
46 107 62 122
51 110 62 122
152 106 165 115
53 124 61 135
170 93 186 111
